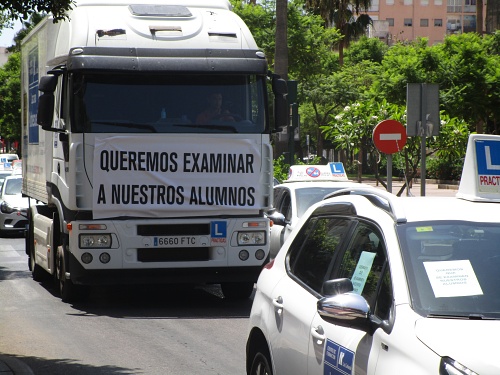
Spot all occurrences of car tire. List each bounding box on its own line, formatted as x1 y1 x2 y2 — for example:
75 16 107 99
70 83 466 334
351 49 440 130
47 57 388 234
221 282 254 300
249 351 273 375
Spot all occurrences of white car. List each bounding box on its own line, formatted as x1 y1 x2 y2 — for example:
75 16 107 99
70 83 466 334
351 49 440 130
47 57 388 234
247 134 500 375
0 176 29 234
268 164 372 258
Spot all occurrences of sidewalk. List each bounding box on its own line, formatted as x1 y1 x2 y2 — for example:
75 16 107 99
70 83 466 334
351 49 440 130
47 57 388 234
358 178 459 197
0 355 33 374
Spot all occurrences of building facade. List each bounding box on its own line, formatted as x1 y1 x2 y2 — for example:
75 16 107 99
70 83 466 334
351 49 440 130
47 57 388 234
367 0 488 45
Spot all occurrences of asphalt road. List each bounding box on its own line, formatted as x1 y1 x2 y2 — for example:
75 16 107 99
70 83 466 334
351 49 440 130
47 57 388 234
0 235 252 375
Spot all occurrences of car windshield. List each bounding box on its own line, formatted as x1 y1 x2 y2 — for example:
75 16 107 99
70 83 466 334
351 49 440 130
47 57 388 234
4 178 22 195
398 221 500 319
73 73 267 134
295 187 344 217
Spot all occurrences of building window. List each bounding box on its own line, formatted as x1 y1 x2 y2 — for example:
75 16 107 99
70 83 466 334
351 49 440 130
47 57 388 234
368 0 379 11
421 0 429 5
434 19 443 27
404 0 412 4
447 0 462 13
447 16 462 34
404 18 413 27
387 18 395 26
420 19 429 27
386 0 394 4
434 0 442 4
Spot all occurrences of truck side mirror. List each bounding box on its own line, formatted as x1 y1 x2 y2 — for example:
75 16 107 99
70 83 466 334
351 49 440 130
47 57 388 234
37 75 58 131
272 75 288 131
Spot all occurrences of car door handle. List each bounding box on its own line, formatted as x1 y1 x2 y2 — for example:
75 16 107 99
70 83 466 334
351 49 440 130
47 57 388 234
311 325 325 344
272 296 283 316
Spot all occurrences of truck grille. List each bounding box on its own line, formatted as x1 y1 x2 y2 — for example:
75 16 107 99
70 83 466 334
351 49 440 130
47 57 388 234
137 224 210 236
137 247 209 262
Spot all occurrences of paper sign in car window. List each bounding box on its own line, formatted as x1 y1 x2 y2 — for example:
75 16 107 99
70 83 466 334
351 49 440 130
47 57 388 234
351 251 376 294
423 260 483 298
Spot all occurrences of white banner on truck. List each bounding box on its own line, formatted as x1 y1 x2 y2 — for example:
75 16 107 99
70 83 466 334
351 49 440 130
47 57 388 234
92 136 262 219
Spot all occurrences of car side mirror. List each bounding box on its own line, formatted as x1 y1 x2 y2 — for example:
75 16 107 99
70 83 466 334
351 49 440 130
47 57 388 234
267 211 287 226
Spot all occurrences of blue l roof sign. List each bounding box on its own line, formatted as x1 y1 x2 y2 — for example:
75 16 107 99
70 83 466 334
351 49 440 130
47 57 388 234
475 139 500 176
458 134 500 202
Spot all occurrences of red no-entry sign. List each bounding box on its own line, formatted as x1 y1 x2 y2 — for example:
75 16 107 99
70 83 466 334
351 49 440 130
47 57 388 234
373 120 407 154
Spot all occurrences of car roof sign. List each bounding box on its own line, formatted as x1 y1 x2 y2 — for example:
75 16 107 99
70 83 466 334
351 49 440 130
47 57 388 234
285 163 349 182
457 134 500 202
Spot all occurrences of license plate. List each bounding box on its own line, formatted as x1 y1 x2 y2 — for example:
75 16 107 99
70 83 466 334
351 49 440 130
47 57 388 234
153 236 197 247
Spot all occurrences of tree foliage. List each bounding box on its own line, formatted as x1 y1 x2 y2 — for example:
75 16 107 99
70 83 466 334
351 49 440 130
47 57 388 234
0 52 21 145
0 0 73 28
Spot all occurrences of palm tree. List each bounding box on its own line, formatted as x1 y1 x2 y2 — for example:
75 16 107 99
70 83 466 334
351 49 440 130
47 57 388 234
305 0 372 65
274 0 288 80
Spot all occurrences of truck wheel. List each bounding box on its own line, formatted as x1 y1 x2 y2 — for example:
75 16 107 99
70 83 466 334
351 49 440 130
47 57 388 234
249 351 273 375
27 218 45 282
221 282 255 300
56 245 78 302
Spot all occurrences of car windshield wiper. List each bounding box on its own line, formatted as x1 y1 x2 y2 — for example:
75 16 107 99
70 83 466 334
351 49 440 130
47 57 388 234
427 313 498 320
92 121 157 133
172 124 238 133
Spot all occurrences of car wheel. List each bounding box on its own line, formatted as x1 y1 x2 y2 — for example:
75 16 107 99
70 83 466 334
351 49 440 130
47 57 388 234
249 352 273 375
221 282 255 300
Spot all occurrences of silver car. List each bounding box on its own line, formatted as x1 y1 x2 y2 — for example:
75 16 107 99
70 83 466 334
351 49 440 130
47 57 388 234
0 176 29 234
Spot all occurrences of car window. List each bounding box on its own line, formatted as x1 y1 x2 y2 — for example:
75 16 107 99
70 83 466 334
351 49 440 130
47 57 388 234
294 187 342 218
334 222 390 310
4 178 22 195
288 217 352 293
398 221 500 319
281 192 292 221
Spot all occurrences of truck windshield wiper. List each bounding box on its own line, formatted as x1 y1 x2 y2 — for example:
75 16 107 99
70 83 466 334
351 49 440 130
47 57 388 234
92 121 157 133
427 313 498 320
173 124 238 133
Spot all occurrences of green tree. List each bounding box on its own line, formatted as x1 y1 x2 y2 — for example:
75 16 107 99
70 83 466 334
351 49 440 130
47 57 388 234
0 52 21 149
434 33 499 134
305 0 372 65
0 0 72 27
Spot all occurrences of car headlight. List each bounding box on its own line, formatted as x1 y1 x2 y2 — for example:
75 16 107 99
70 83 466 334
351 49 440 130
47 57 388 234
79 234 112 249
1 201 17 214
440 357 478 375
237 231 266 246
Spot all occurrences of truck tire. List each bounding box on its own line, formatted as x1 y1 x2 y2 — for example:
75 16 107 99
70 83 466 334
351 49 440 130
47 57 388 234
27 216 46 282
56 245 78 302
221 282 255 300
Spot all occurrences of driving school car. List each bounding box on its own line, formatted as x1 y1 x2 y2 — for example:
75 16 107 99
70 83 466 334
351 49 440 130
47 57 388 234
268 163 372 258
247 134 500 375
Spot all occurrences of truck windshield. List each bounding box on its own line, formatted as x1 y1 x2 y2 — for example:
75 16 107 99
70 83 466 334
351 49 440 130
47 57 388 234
73 73 268 134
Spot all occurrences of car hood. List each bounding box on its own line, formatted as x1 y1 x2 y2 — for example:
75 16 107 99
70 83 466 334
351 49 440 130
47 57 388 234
2 194 29 209
415 318 500 373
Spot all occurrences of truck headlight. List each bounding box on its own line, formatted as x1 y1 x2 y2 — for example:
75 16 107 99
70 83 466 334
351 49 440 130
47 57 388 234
440 357 478 375
237 231 266 246
79 234 112 249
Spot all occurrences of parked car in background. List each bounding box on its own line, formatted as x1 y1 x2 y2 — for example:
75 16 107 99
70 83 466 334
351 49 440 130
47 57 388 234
0 176 29 235
0 171 12 186
267 164 372 258
246 134 500 375
0 153 19 171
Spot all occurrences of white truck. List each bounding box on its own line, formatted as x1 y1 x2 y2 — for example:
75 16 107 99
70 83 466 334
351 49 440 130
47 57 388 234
21 0 287 302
